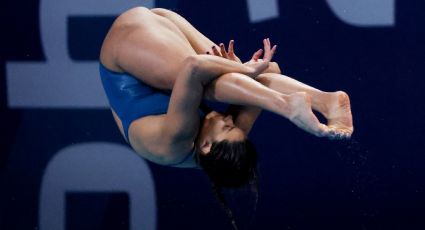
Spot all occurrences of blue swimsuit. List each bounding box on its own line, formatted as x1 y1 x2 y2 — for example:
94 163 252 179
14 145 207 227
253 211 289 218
99 63 208 167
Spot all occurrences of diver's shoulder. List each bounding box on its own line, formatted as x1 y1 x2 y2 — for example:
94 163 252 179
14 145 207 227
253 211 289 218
129 115 196 164
132 140 195 167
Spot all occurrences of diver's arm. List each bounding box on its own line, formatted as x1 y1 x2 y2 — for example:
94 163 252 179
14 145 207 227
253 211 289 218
226 105 262 135
162 54 265 142
163 42 278 145
203 39 280 135
163 51 274 134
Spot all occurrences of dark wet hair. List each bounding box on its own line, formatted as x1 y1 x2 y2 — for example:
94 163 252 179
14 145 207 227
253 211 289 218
195 139 258 230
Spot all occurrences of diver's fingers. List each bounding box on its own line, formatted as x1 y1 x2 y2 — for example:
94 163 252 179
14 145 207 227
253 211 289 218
220 43 228 58
263 38 277 62
228 40 235 55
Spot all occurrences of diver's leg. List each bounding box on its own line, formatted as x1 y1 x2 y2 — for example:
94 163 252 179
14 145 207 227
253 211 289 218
256 73 332 115
169 54 333 138
150 8 217 54
256 72 353 136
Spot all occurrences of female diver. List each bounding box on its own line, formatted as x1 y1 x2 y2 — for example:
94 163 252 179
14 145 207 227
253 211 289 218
99 7 353 229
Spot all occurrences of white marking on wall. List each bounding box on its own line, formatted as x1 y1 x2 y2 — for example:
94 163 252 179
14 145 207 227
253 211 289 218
6 0 154 108
39 142 156 230
326 0 395 27
247 0 279 23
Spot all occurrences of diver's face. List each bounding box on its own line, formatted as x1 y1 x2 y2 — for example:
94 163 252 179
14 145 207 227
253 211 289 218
197 111 246 153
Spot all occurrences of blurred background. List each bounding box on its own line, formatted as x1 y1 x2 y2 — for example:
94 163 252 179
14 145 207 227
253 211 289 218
1 0 424 229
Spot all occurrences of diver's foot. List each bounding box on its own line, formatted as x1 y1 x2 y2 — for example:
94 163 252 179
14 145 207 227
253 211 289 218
288 92 329 137
325 91 354 139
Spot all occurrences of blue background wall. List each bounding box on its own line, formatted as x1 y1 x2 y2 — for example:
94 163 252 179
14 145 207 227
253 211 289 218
1 0 425 229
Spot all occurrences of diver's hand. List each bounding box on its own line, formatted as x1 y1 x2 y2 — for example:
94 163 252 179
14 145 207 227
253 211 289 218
244 38 277 77
249 38 277 62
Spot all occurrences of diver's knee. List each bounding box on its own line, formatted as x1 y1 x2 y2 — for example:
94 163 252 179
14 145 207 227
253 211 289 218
268 62 282 74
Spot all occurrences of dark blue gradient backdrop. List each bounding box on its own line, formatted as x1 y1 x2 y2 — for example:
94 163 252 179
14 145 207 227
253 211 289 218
1 1 425 230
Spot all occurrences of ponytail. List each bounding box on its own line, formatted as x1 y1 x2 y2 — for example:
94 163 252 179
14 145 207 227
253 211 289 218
195 139 259 229
212 183 239 230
